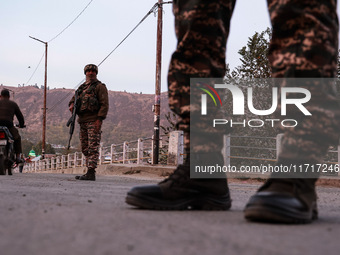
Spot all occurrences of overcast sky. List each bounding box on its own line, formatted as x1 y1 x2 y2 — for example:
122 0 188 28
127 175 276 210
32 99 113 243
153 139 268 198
1 1 339 94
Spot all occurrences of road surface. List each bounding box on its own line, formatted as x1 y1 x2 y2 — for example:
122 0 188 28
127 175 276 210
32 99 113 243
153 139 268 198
0 173 339 255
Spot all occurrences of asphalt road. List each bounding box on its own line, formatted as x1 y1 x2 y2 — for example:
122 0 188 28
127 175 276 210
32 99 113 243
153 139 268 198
0 173 340 255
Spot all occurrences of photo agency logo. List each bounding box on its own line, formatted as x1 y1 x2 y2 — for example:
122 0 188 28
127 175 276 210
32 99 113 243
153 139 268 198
199 83 223 114
199 80 312 128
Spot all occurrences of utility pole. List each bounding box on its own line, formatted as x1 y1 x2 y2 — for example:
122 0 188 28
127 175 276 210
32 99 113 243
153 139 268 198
29 36 48 159
152 0 163 164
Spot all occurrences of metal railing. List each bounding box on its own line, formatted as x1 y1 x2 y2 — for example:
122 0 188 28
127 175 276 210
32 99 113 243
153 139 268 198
224 134 340 176
24 133 340 176
24 134 171 172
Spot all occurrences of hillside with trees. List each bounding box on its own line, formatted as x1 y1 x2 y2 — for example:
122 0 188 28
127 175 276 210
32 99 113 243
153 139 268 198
0 85 170 154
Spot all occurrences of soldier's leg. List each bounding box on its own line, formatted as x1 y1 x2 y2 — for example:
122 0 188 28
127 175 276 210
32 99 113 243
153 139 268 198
86 121 101 170
168 0 235 153
77 121 100 181
244 0 340 223
79 123 89 165
76 123 92 180
126 0 236 210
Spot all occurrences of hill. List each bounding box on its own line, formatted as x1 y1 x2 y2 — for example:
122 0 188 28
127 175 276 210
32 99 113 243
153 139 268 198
0 85 171 149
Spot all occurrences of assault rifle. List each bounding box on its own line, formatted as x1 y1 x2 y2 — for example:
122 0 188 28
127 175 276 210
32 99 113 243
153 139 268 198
66 91 78 150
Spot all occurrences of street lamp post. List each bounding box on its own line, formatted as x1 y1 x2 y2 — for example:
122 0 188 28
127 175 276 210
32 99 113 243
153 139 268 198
29 36 48 158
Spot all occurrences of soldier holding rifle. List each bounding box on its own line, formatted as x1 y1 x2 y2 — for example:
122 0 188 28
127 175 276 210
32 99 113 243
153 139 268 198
68 64 109 181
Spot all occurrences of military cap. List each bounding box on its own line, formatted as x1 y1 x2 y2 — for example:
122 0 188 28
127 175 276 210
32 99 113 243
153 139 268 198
84 64 98 74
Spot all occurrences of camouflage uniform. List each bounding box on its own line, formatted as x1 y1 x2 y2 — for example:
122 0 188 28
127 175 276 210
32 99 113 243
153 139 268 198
76 81 108 172
126 1 340 220
168 0 340 164
76 80 108 171
168 0 236 154
79 121 101 169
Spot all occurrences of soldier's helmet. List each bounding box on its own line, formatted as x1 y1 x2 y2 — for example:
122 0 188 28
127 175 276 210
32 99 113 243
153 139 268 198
84 64 98 74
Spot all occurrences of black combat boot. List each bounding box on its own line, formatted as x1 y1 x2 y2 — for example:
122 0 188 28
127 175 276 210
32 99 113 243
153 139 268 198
126 154 231 210
75 168 96 181
244 178 318 224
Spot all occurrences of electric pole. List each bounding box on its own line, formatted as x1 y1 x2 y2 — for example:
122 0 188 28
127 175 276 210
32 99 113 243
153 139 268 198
29 36 48 159
152 0 163 164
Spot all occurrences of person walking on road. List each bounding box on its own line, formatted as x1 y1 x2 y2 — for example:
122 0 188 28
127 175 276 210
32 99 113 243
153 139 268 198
69 64 109 181
125 0 340 224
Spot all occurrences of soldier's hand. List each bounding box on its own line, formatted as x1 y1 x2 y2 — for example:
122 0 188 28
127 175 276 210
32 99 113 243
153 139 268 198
94 119 102 132
69 103 74 113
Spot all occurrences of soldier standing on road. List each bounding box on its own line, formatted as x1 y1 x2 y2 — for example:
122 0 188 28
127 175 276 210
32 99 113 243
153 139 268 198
69 64 109 181
126 0 340 224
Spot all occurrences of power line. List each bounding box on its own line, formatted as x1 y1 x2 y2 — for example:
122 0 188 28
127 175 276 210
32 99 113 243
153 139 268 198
25 0 94 86
98 2 172 68
97 2 159 67
46 1 172 115
25 52 45 86
48 0 94 43
46 79 84 114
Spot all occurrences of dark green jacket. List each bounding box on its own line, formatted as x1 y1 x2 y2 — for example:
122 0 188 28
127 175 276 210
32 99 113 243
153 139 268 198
69 80 109 123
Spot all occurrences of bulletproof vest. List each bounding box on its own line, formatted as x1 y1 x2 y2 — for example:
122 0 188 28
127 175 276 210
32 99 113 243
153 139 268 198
76 82 100 114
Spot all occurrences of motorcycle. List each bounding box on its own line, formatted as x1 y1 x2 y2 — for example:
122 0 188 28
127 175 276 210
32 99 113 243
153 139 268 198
0 125 24 175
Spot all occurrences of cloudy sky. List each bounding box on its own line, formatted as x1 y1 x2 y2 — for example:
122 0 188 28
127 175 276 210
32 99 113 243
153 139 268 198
2 0 338 94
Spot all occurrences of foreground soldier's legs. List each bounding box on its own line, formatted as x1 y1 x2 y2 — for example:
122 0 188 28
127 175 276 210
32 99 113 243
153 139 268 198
244 0 340 223
126 0 340 223
125 0 235 210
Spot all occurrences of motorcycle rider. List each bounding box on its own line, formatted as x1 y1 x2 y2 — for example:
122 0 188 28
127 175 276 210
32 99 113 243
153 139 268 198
0 89 25 163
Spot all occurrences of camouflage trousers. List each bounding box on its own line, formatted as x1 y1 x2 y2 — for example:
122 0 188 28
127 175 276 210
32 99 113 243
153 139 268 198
168 0 340 165
79 121 101 169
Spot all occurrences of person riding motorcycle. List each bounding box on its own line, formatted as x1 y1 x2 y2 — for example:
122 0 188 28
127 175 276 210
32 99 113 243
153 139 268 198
0 89 25 163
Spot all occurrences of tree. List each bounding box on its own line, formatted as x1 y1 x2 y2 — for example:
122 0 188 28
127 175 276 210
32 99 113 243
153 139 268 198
226 27 271 79
224 27 274 127
160 112 178 136
158 112 179 164
224 28 276 169
22 139 34 157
